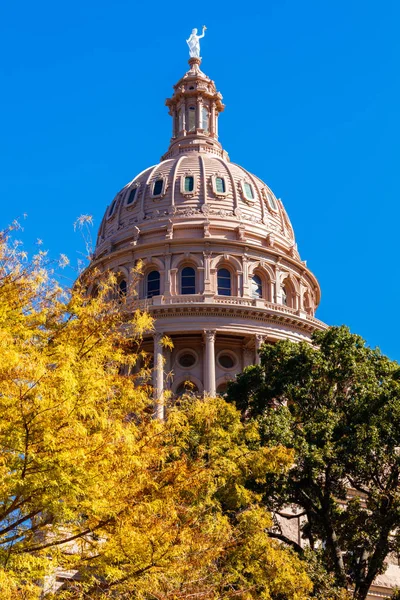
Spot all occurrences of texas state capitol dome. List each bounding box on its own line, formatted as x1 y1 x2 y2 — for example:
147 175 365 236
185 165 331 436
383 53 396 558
92 53 326 408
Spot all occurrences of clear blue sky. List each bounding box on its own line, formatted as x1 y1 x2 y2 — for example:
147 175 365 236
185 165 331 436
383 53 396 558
1 0 399 359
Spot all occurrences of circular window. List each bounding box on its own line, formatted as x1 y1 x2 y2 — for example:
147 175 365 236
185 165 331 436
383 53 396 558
218 352 237 370
177 349 198 369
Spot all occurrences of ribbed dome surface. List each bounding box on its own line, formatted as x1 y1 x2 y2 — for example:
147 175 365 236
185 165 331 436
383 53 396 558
95 152 298 259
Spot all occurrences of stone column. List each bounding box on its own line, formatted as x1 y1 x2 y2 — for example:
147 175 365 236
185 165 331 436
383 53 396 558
210 101 216 136
153 332 164 420
242 254 250 297
203 330 216 397
164 252 171 297
255 334 266 365
203 250 213 296
196 97 202 129
242 346 254 369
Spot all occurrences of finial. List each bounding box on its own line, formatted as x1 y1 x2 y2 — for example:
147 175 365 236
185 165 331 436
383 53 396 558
186 25 207 59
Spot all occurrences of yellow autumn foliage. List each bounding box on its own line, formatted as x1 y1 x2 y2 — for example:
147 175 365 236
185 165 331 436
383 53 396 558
0 227 312 599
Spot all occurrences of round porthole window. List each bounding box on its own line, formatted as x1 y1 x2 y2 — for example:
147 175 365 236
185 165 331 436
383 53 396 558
177 350 198 369
218 352 237 370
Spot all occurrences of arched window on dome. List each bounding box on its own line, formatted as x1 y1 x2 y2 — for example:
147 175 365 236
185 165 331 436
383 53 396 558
153 179 164 197
184 176 194 192
181 267 196 295
107 198 117 218
251 274 263 299
126 187 137 206
146 270 160 298
216 177 226 193
266 190 278 211
281 285 288 306
201 106 209 132
188 106 196 132
217 268 231 296
243 182 254 201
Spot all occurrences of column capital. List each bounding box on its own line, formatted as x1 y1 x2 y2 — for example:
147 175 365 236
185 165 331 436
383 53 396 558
203 329 216 343
153 331 163 344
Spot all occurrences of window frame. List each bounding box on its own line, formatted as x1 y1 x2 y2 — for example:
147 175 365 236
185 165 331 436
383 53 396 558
180 265 196 295
188 105 196 132
180 173 198 197
241 180 255 204
251 273 263 299
118 278 127 297
151 177 166 199
211 174 228 198
217 267 232 296
125 184 140 207
264 189 278 212
201 106 209 132
107 197 118 219
217 350 238 371
146 270 161 298
176 348 199 370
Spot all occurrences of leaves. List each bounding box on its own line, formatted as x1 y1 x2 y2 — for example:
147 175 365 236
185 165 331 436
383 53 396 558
227 326 400 600
0 229 312 599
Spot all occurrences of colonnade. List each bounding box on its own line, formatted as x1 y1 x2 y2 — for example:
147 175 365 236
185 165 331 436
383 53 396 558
152 331 267 418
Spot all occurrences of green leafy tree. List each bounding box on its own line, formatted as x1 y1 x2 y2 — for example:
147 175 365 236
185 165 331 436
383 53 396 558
226 326 400 600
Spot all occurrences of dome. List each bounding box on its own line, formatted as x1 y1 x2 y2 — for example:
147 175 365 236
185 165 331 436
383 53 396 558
95 153 298 260
95 57 298 262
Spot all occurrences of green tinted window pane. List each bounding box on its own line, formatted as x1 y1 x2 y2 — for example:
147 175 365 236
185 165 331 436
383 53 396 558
267 192 277 210
184 176 194 192
216 177 225 193
244 182 254 199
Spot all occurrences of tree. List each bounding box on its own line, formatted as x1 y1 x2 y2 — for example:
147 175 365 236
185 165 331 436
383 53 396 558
226 326 400 600
0 227 312 599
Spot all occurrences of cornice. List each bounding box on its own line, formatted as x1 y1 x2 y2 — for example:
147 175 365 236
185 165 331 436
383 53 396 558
136 302 326 335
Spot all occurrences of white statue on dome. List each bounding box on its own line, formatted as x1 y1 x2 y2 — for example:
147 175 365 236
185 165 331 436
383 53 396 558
186 26 207 58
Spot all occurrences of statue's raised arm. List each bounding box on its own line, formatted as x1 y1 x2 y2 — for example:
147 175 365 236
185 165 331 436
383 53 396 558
198 25 207 39
186 26 207 58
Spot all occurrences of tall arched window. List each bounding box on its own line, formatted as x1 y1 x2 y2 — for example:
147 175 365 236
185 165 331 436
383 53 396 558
118 279 127 297
181 267 196 295
201 106 209 132
251 274 262 298
217 268 231 296
147 271 160 298
281 285 287 306
188 106 196 132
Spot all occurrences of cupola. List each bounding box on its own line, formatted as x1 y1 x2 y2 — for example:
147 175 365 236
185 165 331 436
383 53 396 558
162 57 227 161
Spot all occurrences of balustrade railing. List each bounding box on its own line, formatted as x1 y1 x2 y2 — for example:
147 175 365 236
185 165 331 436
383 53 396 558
131 295 325 327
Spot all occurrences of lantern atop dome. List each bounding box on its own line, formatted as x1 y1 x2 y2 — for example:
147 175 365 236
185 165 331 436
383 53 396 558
162 30 226 161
